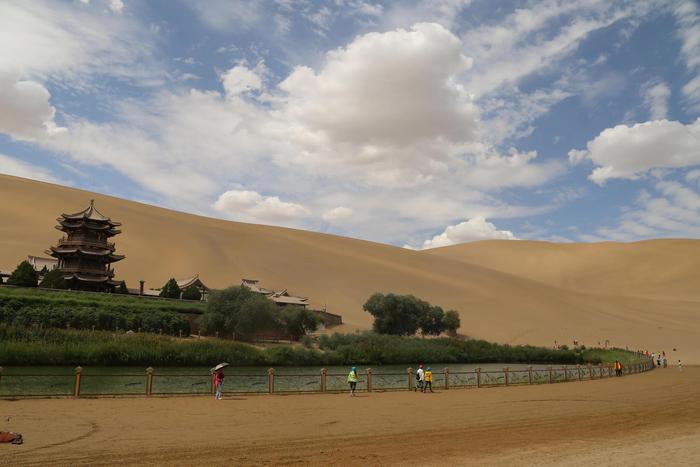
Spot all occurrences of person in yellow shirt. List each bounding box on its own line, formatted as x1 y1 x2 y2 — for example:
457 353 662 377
423 367 434 393
347 366 359 397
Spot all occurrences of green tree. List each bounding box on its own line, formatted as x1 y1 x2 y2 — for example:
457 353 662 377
201 286 278 340
363 292 428 336
443 310 461 334
419 306 447 336
181 285 202 301
278 307 321 340
39 268 67 289
159 278 181 299
6 261 39 287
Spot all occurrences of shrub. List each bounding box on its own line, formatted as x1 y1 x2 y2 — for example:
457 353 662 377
39 268 67 289
181 285 202 301
6 261 39 287
160 278 181 299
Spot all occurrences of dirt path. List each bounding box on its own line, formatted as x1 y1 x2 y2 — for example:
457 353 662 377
1 368 699 466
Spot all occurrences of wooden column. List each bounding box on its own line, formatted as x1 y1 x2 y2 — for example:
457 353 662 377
407 367 413 391
587 363 593 380
444 368 449 390
268 368 275 394
74 366 83 397
210 369 215 394
146 367 153 396
504 367 509 386
320 368 327 392
476 368 481 388
577 364 582 381
366 368 372 393
548 366 553 384
0 366 3 386
563 366 568 382
528 366 533 385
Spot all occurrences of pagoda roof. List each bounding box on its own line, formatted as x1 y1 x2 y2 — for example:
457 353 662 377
176 274 210 291
60 200 121 227
46 246 125 262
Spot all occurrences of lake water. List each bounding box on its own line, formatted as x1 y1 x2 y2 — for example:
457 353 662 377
0 363 600 397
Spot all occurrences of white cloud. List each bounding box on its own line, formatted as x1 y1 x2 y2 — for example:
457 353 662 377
221 65 263 98
0 153 58 183
641 81 671 120
674 1 700 109
416 217 517 249
109 0 124 14
569 119 700 184
0 1 158 85
214 189 310 225
322 206 354 223
0 70 65 140
588 179 700 241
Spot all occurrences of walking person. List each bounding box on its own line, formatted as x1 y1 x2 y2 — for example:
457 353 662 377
678 359 683 372
657 354 661 367
214 366 225 400
415 364 425 392
614 360 621 377
347 366 359 397
423 367 434 393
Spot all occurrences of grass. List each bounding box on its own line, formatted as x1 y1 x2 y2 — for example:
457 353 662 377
0 325 646 367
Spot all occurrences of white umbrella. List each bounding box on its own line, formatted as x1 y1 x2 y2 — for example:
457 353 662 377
214 362 229 371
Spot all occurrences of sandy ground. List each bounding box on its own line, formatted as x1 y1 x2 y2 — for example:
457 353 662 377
2 174 700 363
1 367 698 466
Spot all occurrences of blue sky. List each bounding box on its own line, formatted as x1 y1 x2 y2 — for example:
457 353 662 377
1 0 699 248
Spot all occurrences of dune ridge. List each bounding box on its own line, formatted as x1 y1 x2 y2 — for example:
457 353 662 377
1 174 699 362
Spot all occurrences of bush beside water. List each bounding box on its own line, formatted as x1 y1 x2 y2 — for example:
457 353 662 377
0 286 203 335
0 326 642 367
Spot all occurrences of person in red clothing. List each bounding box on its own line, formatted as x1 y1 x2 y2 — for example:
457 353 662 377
215 368 225 400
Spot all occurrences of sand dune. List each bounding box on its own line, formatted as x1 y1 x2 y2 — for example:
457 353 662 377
1 174 699 362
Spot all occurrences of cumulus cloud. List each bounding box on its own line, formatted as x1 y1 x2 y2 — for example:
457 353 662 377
641 81 671 120
0 70 64 140
214 189 310 225
569 119 700 184
221 65 263 98
416 217 517 249
109 0 124 14
322 206 354 223
0 153 58 183
584 179 700 241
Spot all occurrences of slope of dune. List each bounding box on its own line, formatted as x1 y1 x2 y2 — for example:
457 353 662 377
1 174 699 362
423 239 700 302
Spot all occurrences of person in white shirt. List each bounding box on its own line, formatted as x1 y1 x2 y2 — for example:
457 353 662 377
415 364 425 392
678 359 683 372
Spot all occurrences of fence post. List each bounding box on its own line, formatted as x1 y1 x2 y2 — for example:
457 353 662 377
444 368 449 390
528 366 533 385
366 368 372 393
407 367 413 390
548 366 553 384
74 366 82 397
608 365 613 377
146 367 153 396
504 367 509 386
577 364 582 381
598 363 603 379
587 363 593 380
563 366 568 382
268 368 275 394
476 368 481 388
320 368 327 392
210 369 216 394
0 366 3 387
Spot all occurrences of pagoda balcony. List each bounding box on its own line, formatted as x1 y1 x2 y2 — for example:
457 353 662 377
57 237 115 250
61 266 115 277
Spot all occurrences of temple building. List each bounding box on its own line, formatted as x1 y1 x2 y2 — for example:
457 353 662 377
241 279 309 307
46 200 125 291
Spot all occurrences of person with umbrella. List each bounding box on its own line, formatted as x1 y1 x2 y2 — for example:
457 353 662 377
213 362 228 400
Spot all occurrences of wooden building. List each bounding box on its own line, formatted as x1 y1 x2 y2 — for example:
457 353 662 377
46 200 125 292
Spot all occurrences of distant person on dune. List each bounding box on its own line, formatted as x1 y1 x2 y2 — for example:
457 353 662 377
423 367 434 393
348 366 358 397
415 364 424 392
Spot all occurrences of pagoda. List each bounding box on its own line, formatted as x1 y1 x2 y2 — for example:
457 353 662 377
46 200 125 291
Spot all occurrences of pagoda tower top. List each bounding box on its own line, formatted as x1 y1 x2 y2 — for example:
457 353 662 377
56 199 122 236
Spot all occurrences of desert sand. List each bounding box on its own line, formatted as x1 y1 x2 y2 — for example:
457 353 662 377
1 173 699 362
1 368 698 466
